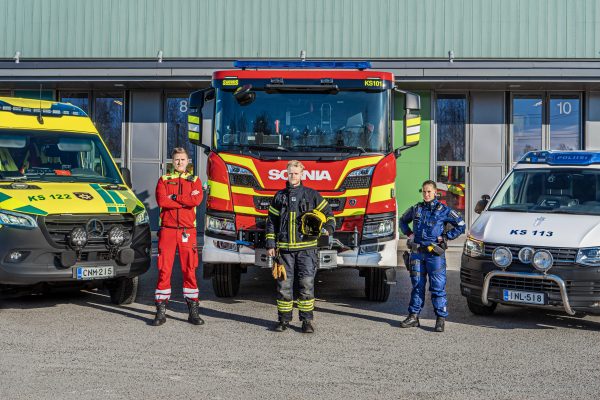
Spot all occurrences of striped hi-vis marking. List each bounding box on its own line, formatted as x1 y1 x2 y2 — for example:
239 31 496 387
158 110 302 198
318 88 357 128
297 299 315 312
406 116 421 144
90 183 116 212
107 190 127 213
277 300 293 312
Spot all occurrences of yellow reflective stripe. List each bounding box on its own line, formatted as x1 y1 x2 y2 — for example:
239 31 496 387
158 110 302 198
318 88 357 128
297 299 315 311
290 211 296 244
326 216 335 224
233 206 266 216
277 240 318 249
325 189 369 198
336 208 366 217
335 155 383 189
220 153 265 188
406 133 420 144
265 233 275 239
406 116 421 127
268 206 280 216
188 115 200 124
370 183 395 203
315 199 327 211
207 180 231 200
188 131 200 141
231 186 273 196
277 300 293 311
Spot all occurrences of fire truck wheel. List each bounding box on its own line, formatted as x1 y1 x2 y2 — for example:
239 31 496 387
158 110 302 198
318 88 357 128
212 263 241 297
466 297 497 315
364 268 390 302
108 276 139 305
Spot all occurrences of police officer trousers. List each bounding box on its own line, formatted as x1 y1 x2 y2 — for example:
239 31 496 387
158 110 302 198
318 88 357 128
276 249 318 322
407 251 448 318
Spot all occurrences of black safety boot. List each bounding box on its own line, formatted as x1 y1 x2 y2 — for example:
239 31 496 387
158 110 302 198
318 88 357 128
274 321 289 332
151 302 167 326
435 317 445 332
399 313 420 328
301 320 315 334
186 299 205 325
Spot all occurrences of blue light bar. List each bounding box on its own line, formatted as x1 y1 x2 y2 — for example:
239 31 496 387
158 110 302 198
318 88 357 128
519 151 600 166
233 60 371 70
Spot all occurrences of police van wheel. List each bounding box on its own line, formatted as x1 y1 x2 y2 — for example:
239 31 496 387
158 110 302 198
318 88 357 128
212 264 241 297
365 268 390 302
108 276 139 305
466 297 497 315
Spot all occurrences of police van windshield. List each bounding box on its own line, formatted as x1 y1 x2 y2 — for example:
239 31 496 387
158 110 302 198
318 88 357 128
488 168 600 215
0 131 122 184
214 89 390 154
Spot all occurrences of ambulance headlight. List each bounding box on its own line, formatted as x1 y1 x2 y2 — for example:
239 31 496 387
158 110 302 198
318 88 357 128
532 250 554 272
492 247 512 268
576 247 600 266
108 226 127 246
0 210 38 229
134 210 149 226
69 227 88 248
464 236 484 258
206 214 236 237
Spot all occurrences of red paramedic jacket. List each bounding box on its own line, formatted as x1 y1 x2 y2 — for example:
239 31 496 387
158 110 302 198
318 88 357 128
155 172 203 229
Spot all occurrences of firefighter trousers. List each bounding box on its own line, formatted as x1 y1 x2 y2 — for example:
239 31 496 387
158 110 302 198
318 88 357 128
276 249 318 322
155 227 199 303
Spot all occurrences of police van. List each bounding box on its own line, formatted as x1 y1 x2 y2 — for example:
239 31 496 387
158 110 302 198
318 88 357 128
461 150 600 317
0 97 151 304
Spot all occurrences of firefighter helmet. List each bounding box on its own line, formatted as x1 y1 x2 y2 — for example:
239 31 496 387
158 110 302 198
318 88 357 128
300 209 327 237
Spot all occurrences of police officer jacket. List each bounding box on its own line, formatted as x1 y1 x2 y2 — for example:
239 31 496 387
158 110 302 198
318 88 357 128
399 199 465 246
266 182 335 251
155 172 203 229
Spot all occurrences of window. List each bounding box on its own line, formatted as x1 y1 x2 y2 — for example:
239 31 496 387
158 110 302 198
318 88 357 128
93 92 125 159
60 92 90 114
511 93 582 162
435 94 467 219
166 94 196 162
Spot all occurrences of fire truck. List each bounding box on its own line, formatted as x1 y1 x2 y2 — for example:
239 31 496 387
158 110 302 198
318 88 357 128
187 60 421 301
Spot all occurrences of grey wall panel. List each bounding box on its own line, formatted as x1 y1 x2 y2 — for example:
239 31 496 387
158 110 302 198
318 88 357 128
470 92 505 164
130 92 161 159
131 162 161 231
586 92 600 150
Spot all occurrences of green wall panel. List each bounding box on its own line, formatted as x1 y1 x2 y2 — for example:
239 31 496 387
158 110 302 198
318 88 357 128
1 0 600 59
394 90 431 221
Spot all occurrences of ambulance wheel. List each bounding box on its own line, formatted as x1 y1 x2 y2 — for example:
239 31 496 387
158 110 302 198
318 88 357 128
108 276 138 305
467 297 497 315
212 263 241 297
365 268 390 302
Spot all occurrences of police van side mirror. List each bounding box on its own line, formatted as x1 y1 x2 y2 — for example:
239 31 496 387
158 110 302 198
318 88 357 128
188 88 214 155
474 194 490 214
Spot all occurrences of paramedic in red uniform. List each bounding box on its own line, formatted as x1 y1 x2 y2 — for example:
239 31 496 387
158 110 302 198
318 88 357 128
152 147 204 326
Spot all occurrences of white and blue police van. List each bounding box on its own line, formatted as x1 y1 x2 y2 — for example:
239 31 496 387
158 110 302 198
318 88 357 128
461 150 600 317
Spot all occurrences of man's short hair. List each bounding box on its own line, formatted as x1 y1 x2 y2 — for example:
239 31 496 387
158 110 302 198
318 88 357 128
287 160 305 171
171 147 190 159
422 180 437 189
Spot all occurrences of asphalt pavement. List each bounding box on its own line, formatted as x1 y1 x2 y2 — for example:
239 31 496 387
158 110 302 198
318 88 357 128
1 248 600 399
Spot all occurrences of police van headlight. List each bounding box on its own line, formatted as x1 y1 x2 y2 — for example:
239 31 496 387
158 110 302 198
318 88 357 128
576 247 600 266
134 210 149 226
464 236 484 258
532 250 554 272
0 210 38 229
206 214 236 237
492 247 512 268
362 218 394 239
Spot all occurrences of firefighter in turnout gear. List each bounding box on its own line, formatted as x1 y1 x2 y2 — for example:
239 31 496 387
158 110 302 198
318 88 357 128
399 180 465 332
266 160 335 333
152 148 204 326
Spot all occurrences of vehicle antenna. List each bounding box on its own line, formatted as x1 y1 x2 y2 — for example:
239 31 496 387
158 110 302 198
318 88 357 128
37 84 44 124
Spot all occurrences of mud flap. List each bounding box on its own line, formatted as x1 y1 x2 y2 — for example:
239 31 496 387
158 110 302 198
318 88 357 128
385 268 397 285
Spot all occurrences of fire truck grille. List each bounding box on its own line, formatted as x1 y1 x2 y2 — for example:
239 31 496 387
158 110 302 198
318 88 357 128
341 175 371 189
324 197 346 212
230 174 262 189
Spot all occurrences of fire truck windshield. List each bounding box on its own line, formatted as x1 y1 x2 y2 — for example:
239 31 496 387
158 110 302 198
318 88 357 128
214 89 390 154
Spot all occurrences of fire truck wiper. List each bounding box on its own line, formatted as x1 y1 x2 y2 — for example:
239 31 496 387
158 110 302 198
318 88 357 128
246 144 289 152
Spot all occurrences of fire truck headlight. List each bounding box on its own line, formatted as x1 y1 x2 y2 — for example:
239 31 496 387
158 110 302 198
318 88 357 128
226 164 252 175
348 166 375 177
362 218 394 239
576 247 600 266
206 214 236 237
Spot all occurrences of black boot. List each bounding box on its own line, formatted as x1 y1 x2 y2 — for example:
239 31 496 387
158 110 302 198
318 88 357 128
274 321 289 332
151 302 167 326
302 320 315 333
400 313 420 328
186 299 205 325
435 317 445 332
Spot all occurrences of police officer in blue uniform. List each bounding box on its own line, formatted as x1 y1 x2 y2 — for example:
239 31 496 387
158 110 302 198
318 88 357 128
399 180 465 332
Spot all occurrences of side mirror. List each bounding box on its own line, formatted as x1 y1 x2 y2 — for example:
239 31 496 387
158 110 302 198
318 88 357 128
474 194 490 214
392 88 421 157
120 167 132 188
405 92 421 110
188 88 214 154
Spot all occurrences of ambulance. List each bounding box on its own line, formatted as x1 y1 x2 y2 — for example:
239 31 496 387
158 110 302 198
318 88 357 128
461 150 600 317
0 97 151 304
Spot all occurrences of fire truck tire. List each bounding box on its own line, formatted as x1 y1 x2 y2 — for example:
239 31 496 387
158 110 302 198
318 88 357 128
212 263 241 297
108 276 138 305
466 297 497 315
364 268 390 302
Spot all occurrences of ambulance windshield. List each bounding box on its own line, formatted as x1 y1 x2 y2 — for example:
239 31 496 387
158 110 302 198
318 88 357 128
488 168 600 215
0 131 122 184
214 89 390 154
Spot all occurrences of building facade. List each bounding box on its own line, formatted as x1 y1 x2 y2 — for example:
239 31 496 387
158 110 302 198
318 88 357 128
2 0 600 229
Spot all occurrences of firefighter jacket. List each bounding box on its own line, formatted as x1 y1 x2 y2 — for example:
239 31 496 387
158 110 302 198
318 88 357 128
399 199 465 246
266 182 335 251
155 172 203 229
